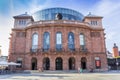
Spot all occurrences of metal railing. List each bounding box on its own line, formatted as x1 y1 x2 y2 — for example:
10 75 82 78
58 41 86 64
27 20 89 27
30 48 88 54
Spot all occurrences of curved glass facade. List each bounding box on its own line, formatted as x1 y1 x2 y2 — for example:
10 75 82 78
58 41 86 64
32 7 84 21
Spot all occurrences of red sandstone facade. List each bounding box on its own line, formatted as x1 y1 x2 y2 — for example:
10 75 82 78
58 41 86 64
8 11 108 71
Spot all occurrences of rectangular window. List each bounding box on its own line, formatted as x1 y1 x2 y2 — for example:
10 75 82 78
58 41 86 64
19 20 26 25
16 32 26 37
90 32 100 37
91 21 97 25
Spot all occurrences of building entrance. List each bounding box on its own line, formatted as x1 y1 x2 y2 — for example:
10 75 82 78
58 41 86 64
69 57 75 70
81 57 87 69
56 57 63 70
43 57 50 70
31 58 37 70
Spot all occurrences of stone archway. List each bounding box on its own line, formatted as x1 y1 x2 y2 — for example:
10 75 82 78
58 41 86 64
56 57 63 70
43 57 50 70
69 57 75 70
81 57 87 70
31 57 37 70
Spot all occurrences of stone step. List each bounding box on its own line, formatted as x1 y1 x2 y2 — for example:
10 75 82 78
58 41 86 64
23 70 79 73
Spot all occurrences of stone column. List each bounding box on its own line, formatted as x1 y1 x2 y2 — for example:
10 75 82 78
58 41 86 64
76 55 81 70
50 56 55 70
63 56 68 70
37 56 43 71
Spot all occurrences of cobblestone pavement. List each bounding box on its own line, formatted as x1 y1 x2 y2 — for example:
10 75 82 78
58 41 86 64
0 71 120 80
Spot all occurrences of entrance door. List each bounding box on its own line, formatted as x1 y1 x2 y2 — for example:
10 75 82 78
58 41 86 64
81 57 87 69
31 58 37 70
43 57 50 70
56 57 63 70
69 57 75 70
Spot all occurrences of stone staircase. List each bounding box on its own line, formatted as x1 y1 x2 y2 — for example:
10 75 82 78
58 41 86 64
22 70 90 74
23 70 79 74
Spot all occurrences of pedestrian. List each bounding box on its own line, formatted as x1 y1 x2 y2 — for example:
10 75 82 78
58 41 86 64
78 67 80 73
38 68 41 72
80 68 83 73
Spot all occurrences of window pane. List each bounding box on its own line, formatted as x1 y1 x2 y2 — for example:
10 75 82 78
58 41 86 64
56 32 62 50
68 32 75 50
32 33 38 49
80 34 85 45
43 32 50 50
56 33 62 44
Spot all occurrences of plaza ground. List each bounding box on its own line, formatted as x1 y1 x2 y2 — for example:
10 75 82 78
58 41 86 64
0 71 120 80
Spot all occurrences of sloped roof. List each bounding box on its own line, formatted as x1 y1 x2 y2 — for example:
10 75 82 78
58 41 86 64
17 12 30 16
14 12 32 18
85 12 103 18
13 12 34 21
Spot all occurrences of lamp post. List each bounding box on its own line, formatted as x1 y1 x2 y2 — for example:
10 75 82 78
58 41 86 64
116 58 119 70
0 45 1 57
116 62 119 70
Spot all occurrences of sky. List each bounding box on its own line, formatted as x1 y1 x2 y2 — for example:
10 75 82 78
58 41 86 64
0 0 120 56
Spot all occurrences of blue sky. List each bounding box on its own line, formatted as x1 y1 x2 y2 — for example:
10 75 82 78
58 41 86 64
0 0 120 56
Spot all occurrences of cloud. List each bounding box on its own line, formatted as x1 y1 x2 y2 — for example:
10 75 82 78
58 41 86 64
1 0 120 55
91 0 120 16
26 0 49 14
0 14 13 56
90 0 120 52
106 32 116 40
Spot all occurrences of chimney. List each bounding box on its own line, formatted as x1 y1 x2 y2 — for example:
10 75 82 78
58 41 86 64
113 43 119 57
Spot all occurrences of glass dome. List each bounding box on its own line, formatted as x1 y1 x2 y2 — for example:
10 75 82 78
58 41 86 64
32 7 84 21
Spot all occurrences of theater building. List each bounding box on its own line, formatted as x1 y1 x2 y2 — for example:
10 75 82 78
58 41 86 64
8 7 108 71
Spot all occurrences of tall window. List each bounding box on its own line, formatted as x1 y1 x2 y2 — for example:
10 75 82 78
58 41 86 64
43 32 50 51
68 32 75 50
56 32 62 51
32 33 38 51
79 33 85 50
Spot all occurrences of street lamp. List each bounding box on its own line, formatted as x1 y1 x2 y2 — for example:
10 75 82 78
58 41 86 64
116 62 119 70
116 58 119 70
0 46 1 57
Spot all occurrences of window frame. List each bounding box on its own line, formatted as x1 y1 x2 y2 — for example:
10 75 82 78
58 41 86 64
31 33 38 51
56 32 62 51
68 32 75 51
43 32 50 51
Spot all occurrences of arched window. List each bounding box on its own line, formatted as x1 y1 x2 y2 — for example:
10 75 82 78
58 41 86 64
68 32 75 50
79 33 85 50
32 33 38 50
43 32 50 51
56 32 62 51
